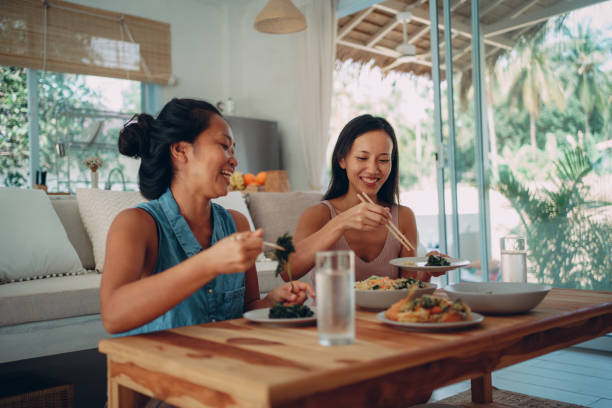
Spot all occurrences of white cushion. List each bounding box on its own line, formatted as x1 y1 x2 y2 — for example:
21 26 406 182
0 188 85 283
212 191 255 231
76 189 146 272
0 272 101 326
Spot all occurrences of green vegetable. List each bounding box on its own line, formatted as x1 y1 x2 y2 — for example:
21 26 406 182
268 303 313 319
425 255 451 266
394 277 426 289
272 232 296 287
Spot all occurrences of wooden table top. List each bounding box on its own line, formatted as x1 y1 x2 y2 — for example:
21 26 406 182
99 288 612 407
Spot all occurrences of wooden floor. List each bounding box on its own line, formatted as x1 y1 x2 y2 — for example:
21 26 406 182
431 346 612 408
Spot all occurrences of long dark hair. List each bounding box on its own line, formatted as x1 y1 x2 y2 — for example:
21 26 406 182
118 98 222 200
323 114 399 205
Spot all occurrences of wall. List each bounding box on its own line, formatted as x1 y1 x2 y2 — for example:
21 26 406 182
70 0 311 190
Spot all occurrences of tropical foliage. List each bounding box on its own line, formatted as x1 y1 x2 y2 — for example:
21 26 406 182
497 148 611 289
0 66 139 190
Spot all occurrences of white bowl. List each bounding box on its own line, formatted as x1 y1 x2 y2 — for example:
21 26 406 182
444 282 551 314
355 283 437 310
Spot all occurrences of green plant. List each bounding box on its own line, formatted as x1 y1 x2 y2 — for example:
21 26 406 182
497 148 612 290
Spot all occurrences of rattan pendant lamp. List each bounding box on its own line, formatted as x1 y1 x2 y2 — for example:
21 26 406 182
254 0 307 34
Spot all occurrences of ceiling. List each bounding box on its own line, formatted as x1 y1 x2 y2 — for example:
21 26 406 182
335 0 605 76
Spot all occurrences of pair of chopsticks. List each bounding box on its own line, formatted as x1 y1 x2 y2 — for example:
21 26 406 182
357 192 416 253
263 242 285 251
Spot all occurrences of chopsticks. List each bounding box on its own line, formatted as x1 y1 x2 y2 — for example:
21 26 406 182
357 192 416 252
263 241 285 251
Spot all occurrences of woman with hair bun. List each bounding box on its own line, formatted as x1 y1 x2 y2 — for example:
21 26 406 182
100 98 313 336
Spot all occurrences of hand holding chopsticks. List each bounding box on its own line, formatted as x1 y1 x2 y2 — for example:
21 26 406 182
357 192 416 253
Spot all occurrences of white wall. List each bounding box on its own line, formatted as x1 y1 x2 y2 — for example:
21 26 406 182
70 0 310 190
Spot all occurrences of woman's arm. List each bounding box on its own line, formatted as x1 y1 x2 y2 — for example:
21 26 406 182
100 208 263 334
285 201 391 281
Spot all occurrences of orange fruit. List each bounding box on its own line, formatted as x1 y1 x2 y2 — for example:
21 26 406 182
255 171 267 186
243 173 256 186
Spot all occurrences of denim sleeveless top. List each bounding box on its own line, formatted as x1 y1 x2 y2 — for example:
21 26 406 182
117 188 245 336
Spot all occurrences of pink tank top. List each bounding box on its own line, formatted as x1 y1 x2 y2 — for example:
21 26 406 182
309 200 402 289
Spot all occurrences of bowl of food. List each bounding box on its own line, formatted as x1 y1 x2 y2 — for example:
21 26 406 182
444 282 551 314
355 276 436 310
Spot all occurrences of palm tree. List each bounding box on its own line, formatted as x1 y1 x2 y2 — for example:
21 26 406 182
503 30 566 151
497 148 612 289
560 23 611 142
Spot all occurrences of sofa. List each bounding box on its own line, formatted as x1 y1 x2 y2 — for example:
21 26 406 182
0 188 323 364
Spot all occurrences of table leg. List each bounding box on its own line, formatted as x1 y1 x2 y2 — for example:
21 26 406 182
107 357 148 408
471 372 493 403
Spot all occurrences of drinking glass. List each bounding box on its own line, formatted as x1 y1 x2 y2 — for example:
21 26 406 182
500 236 527 283
315 250 355 346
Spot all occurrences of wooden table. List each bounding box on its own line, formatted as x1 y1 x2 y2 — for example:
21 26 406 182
99 289 612 407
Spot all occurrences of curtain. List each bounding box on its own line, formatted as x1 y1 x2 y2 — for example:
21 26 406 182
296 0 336 191
0 0 171 85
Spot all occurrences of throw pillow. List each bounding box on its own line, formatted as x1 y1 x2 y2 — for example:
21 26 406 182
212 191 255 231
246 191 323 243
76 189 146 272
0 188 85 283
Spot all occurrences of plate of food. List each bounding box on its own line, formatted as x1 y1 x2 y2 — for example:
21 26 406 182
444 282 551 314
355 276 437 310
243 304 316 326
376 290 483 330
389 255 471 273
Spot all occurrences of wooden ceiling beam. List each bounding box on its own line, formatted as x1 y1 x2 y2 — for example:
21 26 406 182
338 8 372 40
374 1 514 50
366 18 399 47
451 0 467 12
510 0 540 20
338 39 432 69
408 25 430 44
484 0 608 37
479 0 505 18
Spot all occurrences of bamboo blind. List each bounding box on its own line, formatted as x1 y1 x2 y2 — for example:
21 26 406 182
0 0 171 85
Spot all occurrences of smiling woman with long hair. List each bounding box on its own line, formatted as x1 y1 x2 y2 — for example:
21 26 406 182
283 114 446 286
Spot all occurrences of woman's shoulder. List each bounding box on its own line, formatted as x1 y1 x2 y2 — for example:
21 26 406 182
227 208 251 232
302 201 332 219
109 208 157 242
397 204 415 217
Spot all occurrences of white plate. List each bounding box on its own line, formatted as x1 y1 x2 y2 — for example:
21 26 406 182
444 282 551 314
243 307 316 326
390 256 471 273
355 283 437 310
376 311 484 330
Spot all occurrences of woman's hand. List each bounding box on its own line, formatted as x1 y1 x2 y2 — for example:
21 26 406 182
206 229 263 275
337 202 390 232
267 281 315 306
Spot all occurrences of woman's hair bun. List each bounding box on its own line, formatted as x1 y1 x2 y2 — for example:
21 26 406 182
118 113 154 158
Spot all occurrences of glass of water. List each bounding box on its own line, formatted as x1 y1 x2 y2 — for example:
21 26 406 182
500 236 527 283
315 250 355 346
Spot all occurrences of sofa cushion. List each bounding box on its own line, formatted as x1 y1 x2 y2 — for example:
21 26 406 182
0 188 85 283
212 191 256 231
51 196 95 269
76 189 147 272
246 191 323 243
0 272 101 326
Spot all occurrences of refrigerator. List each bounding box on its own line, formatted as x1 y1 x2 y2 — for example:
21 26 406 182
225 116 283 174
